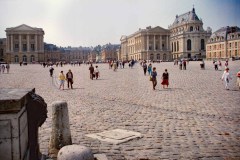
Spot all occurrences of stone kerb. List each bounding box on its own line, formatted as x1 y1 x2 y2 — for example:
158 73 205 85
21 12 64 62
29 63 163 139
48 101 72 158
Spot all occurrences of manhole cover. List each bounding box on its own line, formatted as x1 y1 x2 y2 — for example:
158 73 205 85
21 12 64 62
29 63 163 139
96 130 136 140
86 129 142 144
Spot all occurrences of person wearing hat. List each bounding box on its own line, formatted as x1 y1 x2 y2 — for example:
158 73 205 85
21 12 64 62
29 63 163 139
221 67 231 90
66 69 73 89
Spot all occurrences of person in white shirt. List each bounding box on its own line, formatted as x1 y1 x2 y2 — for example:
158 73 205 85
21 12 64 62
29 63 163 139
95 66 100 79
221 68 231 90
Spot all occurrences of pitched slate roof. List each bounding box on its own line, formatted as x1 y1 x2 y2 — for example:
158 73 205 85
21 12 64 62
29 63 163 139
172 8 201 25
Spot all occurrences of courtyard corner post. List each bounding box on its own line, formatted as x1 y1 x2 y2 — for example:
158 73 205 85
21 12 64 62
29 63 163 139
48 101 72 158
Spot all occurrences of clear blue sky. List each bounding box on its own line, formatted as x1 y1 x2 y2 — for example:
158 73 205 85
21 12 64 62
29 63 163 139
0 0 239 47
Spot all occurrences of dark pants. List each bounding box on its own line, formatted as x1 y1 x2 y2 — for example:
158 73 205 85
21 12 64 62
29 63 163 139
152 79 157 90
67 78 73 88
143 68 147 75
95 72 99 79
90 72 94 80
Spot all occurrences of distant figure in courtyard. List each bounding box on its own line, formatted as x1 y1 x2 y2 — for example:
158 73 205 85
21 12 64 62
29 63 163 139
236 69 240 90
6 63 10 73
151 67 157 90
58 71 66 90
221 67 231 90
200 60 205 70
1 64 5 73
143 62 147 75
225 60 228 68
161 69 169 89
95 66 99 79
113 61 117 71
214 61 218 70
147 63 152 75
66 69 73 89
49 65 54 77
89 64 94 80
183 60 187 70
179 61 182 70
218 60 222 70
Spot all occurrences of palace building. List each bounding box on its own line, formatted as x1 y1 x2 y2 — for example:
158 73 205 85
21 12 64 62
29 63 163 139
5 24 44 63
120 26 172 61
169 7 212 59
206 26 240 60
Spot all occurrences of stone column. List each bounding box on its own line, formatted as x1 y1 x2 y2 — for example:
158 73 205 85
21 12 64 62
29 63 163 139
35 34 38 52
19 34 22 52
11 35 13 52
154 35 156 51
7 35 10 52
147 35 149 51
160 35 162 50
147 35 149 61
166 35 169 50
27 34 30 52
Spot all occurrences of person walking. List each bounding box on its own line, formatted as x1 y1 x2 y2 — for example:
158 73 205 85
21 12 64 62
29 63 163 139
221 67 231 90
1 64 5 73
183 60 187 70
147 63 152 75
179 61 182 70
151 67 157 90
218 60 222 70
66 69 73 89
143 62 147 75
161 69 169 89
58 71 66 90
214 61 218 70
236 69 240 90
89 64 94 80
95 66 100 79
49 65 54 77
6 63 10 73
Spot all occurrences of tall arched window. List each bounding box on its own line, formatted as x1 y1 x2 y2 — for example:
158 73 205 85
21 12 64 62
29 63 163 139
150 54 154 60
177 41 179 51
201 39 205 50
23 55 27 62
172 42 173 52
15 55 19 63
31 55 35 62
174 42 176 52
190 26 193 32
187 39 191 51
157 54 160 60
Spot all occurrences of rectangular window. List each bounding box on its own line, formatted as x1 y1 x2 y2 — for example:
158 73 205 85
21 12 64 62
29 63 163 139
31 35 35 39
23 35 27 39
235 42 237 48
23 44 27 51
15 44 19 49
31 44 35 51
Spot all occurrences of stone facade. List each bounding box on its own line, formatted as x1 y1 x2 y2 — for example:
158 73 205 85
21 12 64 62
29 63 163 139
120 26 172 62
206 26 240 60
169 7 212 59
5 24 44 63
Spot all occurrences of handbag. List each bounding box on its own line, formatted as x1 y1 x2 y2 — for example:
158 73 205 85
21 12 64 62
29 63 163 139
149 76 153 81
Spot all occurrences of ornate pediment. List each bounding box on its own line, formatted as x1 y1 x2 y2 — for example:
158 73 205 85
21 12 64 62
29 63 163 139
148 26 170 33
6 24 43 32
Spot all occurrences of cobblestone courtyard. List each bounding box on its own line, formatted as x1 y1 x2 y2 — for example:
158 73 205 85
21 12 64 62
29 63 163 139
0 61 240 160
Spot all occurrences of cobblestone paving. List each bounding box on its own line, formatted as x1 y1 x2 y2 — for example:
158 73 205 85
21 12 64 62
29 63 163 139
0 61 240 160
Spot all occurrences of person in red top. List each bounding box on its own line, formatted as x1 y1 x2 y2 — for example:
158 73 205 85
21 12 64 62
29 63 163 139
161 69 169 89
237 69 240 90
